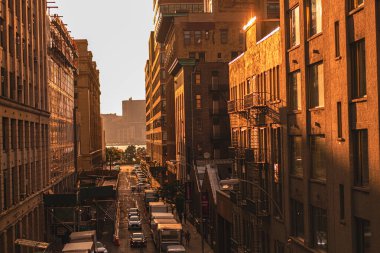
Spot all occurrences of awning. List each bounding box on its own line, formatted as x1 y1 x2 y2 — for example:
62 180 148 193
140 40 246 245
14 239 49 249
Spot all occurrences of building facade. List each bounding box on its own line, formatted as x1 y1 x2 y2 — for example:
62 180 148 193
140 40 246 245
0 0 50 251
48 15 77 189
280 0 380 252
228 19 283 253
145 30 171 166
122 98 146 145
75 39 103 171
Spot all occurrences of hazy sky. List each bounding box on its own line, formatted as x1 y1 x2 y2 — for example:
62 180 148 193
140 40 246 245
52 0 153 115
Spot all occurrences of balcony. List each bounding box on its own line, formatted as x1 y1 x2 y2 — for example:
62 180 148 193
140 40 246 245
244 92 267 109
228 99 244 113
244 198 269 217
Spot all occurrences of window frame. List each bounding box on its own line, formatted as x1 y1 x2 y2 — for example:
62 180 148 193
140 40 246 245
353 129 369 187
310 134 326 180
289 5 300 48
309 62 324 108
308 0 322 37
351 39 366 99
289 70 302 111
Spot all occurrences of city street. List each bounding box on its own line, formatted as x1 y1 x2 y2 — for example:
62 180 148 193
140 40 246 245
105 165 213 253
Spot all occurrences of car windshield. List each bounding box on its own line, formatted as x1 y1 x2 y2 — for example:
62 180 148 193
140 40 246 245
96 242 104 248
130 216 140 221
132 233 144 239
129 208 138 212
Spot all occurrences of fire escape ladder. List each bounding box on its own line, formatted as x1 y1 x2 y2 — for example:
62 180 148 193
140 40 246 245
94 201 116 222
47 209 74 233
252 217 264 253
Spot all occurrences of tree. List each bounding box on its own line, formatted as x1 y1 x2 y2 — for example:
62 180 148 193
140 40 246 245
106 147 123 168
136 147 147 163
125 145 137 163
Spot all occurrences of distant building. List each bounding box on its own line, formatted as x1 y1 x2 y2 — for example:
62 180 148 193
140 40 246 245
122 98 146 145
75 39 104 171
102 99 146 146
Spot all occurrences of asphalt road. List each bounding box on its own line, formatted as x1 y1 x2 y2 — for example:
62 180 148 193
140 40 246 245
108 165 158 253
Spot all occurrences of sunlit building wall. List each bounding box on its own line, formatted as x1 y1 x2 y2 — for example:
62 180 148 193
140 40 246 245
48 15 77 186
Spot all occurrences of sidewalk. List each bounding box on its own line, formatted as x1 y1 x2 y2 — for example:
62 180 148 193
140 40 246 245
181 220 214 253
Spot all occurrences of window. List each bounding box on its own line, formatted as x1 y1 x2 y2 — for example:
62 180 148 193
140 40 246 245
289 6 300 47
356 218 371 253
194 31 201 44
350 0 364 10
3 169 9 209
272 128 283 216
2 117 8 151
335 21 340 57
351 39 366 98
220 29 228 44
196 118 203 131
311 206 328 250
290 136 303 176
11 119 16 150
309 62 324 108
339 184 345 220
184 31 191 45
309 0 322 36
291 199 304 238
337 102 342 138
231 51 239 60
270 67 280 101
196 95 201 109
189 52 196 59
18 120 23 149
310 135 326 180
211 71 219 90
195 73 201 85
267 1 280 18
353 129 369 186
275 241 285 253
198 52 205 62
289 71 301 110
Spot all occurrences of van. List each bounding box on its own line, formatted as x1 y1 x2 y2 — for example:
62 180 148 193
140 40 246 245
62 242 95 253
70 230 96 245
166 245 186 252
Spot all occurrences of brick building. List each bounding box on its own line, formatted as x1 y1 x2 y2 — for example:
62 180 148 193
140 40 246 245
228 18 283 253
75 40 104 171
279 0 380 252
0 0 50 251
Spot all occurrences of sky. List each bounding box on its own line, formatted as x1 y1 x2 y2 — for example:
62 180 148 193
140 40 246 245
52 0 154 115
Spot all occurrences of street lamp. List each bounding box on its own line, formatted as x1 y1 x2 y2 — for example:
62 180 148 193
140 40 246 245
237 178 292 252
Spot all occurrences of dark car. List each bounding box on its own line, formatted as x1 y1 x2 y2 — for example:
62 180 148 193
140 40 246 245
130 232 147 248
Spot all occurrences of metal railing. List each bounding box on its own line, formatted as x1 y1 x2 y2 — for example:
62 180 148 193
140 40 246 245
244 92 267 109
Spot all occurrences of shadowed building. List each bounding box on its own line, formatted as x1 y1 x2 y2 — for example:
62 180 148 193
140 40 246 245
122 98 146 145
75 39 104 171
0 0 50 251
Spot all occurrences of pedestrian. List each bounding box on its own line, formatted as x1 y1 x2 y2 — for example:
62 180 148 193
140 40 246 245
185 230 191 247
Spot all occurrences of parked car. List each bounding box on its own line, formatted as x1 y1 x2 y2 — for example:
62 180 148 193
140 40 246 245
130 232 147 248
128 208 140 218
95 242 108 253
137 182 150 190
128 216 142 230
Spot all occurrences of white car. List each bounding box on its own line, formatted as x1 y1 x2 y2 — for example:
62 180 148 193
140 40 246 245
128 215 142 230
96 241 108 253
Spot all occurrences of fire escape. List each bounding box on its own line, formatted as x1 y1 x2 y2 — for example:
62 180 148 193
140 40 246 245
228 92 282 253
